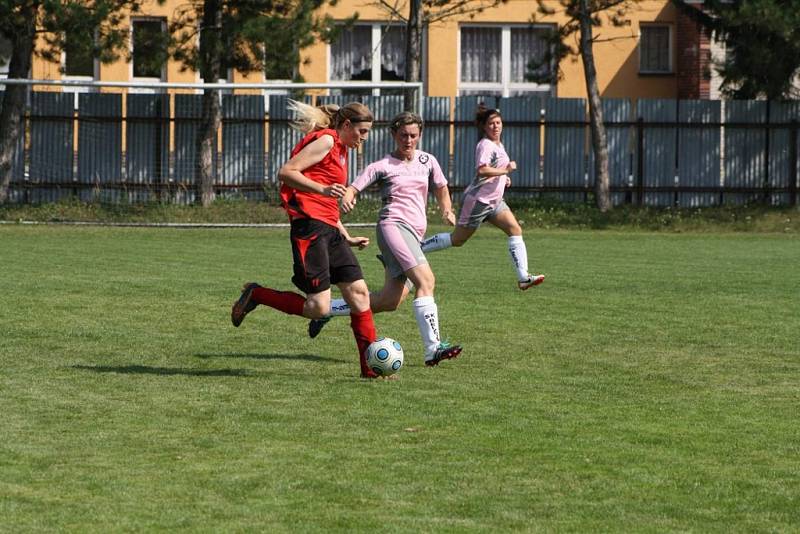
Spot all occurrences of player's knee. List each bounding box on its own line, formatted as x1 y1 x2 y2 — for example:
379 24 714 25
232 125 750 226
304 301 328 320
341 281 370 310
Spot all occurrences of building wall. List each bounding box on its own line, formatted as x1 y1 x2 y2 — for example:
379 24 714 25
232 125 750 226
29 0 682 100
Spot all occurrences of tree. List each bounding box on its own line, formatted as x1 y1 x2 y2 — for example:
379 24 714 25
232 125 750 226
0 0 141 204
674 0 800 100
372 0 507 111
530 0 634 212
168 0 346 206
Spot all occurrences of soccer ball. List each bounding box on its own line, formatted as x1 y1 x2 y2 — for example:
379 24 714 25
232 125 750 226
366 337 404 376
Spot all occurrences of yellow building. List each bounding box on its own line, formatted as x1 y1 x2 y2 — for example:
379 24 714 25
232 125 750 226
10 0 705 100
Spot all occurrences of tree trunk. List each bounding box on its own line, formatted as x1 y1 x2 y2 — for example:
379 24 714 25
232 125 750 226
196 0 223 207
403 0 423 112
0 13 37 204
578 0 612 212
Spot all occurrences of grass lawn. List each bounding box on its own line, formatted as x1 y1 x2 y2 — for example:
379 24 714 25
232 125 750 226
1 224 798 531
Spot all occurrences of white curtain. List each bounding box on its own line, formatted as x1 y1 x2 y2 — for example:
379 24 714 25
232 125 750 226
331 25 372 80
510 28 550 83
460 27 501 83
380 26 406 80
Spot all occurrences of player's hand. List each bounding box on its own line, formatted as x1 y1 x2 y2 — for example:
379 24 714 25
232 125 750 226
506 161 517 173
323 183 347 198
347 236 369 249
341 189 357 213
442 210 456 226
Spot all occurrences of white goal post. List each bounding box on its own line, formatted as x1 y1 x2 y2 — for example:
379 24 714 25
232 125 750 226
0 78 425 113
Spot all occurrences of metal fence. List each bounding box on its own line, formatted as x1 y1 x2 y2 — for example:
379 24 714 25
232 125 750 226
2 90 798 206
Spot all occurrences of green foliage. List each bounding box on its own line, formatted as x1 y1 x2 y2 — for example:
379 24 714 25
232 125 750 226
169 0 352 81
0 0 156 72
1 226 799 530
687 0 800 99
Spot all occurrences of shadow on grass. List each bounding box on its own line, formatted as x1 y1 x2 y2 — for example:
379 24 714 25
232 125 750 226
72 364 252 377
194 352 347 364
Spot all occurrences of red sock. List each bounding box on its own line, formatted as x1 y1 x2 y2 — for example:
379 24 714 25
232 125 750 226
251 287 306 316
350 309 378 377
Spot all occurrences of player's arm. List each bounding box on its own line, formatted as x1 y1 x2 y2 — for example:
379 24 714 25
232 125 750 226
433 184 456 226
340 186 360 213
477 161 516 179
336 220 369 249
342 164 378 213
278 135 346 198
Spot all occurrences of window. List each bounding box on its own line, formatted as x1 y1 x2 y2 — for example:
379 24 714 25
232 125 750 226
459 25 553 97
63 34 96 78
329 24 408 95
196 31 233 95
639 24 672 74
0 34 11 78
132 19 167 79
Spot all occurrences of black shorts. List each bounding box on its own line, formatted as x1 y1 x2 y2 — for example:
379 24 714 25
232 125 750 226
290 218 364 294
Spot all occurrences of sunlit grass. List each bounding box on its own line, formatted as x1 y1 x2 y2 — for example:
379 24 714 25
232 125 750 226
1 225 798 531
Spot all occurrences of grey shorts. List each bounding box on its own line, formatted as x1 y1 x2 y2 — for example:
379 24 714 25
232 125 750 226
376 220 428 279
457 197 510 228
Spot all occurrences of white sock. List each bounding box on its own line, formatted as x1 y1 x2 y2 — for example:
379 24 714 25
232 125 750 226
420 233 452 253
327 298 351 317
508 235 530 281
413 296 440 357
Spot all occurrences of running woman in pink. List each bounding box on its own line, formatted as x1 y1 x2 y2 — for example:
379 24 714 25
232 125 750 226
308 111 462 367
421 104 545 290
230 100 382 379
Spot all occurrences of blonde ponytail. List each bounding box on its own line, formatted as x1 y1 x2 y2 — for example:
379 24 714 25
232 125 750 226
287 99 374 134
287 99 339 134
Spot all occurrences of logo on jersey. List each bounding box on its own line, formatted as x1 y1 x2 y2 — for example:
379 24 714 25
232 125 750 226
418 153 429 164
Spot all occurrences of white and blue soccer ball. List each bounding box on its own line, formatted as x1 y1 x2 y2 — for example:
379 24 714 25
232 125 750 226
366 337 404 376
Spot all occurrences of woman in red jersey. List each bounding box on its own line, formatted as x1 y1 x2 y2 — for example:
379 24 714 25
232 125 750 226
231 99 381 378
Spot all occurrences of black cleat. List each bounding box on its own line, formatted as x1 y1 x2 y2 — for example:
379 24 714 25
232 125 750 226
231 283 260 327
308 316 331 339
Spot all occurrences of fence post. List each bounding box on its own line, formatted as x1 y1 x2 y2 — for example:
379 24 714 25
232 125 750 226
790 120 798 207
763 101 771 204
636 116 644 206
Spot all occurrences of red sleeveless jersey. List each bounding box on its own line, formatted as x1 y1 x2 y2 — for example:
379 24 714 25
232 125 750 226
280 128 348 227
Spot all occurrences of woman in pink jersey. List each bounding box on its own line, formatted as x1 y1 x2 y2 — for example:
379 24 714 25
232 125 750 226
230 100 383 379
308 111 462 367
421 104 545 290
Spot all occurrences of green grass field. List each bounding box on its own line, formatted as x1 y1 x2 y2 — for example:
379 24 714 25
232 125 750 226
1 224 799 531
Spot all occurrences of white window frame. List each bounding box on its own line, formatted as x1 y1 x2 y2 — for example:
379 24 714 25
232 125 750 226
130 17 168 93
327 22 422 96
458 24 554 97
638 23 673 74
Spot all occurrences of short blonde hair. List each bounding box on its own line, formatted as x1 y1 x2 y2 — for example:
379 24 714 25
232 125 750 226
287 99 374 134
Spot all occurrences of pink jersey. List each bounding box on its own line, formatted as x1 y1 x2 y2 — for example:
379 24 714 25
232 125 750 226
462 138 510 206
350 150 447 239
